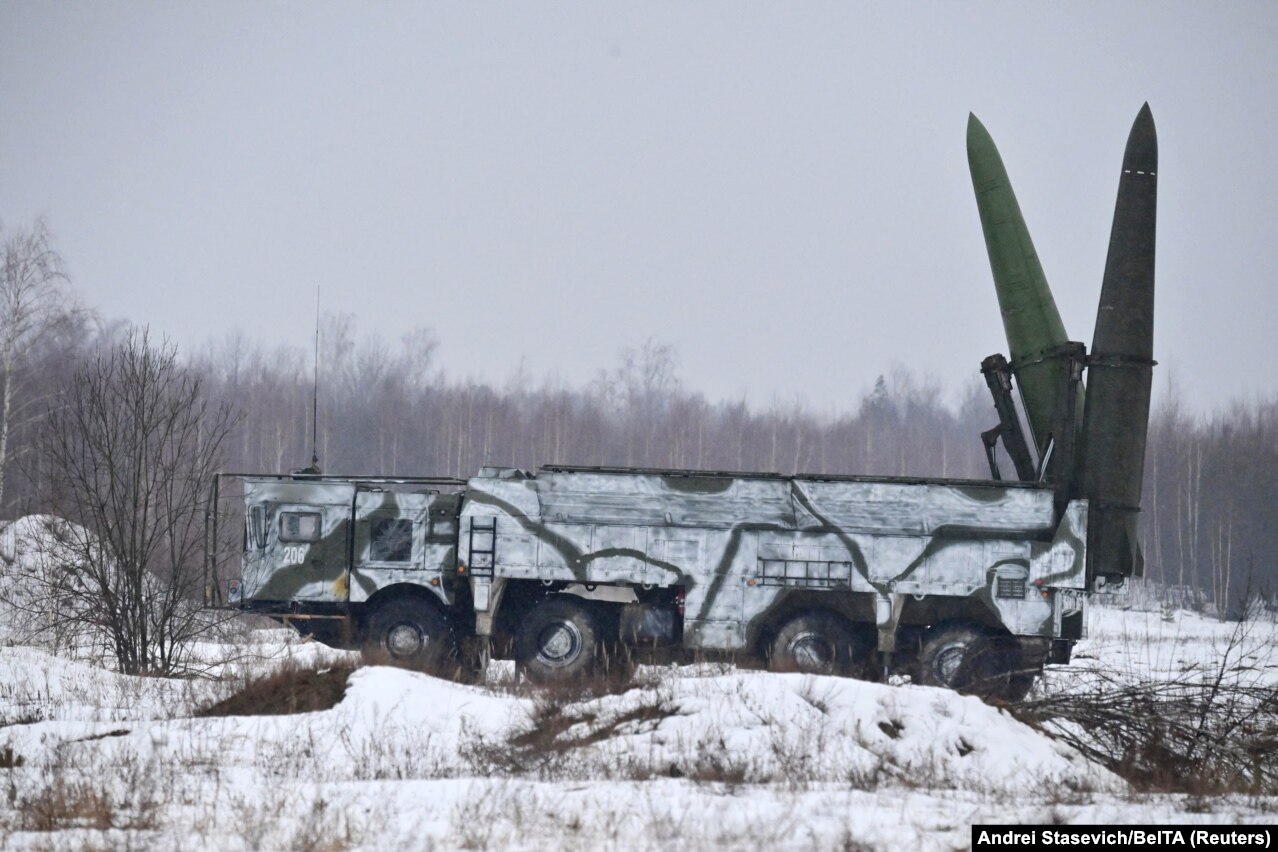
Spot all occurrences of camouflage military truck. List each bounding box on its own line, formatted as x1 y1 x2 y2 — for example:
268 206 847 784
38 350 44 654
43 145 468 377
208 106 1158 700
209 462 1090 699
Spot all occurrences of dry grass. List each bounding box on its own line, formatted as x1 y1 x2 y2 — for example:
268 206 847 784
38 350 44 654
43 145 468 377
196 659 356 717
20 779 116 832
463 673 679 781
16 775 160 834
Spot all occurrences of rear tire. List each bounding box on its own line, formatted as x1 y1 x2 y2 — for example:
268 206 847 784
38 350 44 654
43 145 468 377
769 612 874 678
362 598 456 674
515 597 600 684
917 625 1029 701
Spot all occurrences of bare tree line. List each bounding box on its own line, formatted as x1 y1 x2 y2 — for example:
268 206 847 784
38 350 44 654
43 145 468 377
193 320 999 480
1142 383 1278 616
0 219 1273 621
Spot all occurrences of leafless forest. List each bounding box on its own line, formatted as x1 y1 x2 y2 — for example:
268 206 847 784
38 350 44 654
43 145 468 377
4 220 1275 620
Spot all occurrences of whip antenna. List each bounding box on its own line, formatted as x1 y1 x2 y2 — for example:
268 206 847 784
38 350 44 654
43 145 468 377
300 287 322 475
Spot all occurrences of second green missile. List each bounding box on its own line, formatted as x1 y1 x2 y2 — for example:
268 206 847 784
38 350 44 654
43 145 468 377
1077 104 1158 580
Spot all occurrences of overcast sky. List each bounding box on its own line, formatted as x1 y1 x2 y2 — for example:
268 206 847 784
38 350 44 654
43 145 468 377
2 2 1275 413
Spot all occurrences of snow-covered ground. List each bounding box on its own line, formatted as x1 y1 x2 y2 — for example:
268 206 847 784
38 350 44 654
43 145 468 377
1 605 1276 851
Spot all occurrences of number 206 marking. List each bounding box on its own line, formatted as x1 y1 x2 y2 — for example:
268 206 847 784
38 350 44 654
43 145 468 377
282 545 308 564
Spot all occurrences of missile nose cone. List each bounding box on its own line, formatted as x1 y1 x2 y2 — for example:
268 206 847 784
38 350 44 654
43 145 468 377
966 113 994 157
1124 103 1158 173
966 114 1006 187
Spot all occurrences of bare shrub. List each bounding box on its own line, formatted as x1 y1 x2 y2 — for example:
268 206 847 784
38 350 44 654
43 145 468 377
1016 616 1278 794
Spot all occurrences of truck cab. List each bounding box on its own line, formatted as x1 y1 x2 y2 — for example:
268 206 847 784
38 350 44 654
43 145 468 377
211 473 466 650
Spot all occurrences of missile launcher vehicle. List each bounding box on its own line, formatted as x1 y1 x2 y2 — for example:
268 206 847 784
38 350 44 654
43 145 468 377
207 106 1157 699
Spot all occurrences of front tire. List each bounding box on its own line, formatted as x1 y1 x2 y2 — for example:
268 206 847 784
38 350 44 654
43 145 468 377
363 598 456 673
515 597 600 684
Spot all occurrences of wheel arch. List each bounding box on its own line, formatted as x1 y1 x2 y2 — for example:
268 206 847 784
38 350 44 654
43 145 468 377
494 581 629 638
898 597 1016 636
745 590 876 658
359 583 454 636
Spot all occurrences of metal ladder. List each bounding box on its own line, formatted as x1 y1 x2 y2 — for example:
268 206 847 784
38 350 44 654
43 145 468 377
467 517 496 577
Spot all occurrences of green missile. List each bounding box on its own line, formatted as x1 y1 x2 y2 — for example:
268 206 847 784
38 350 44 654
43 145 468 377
1077 104 1158 580
967 114 1077 458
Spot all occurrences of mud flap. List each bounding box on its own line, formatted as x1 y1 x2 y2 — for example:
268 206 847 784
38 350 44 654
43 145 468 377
471 577 507 682
875 593 906 653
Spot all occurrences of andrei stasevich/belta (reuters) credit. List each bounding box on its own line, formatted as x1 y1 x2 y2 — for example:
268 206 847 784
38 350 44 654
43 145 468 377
971 825 1274 850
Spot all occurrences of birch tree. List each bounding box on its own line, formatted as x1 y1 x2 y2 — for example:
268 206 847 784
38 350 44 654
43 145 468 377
0 219 76 509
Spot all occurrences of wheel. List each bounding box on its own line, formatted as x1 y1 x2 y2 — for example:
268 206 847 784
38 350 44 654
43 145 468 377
363 598 456 673
515 597 600 684
917 625 991 692
769 612 874 678
917 625 1028 701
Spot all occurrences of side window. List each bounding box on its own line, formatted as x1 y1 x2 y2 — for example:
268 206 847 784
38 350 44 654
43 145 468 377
371 518 413 562
428 513 456 542
280 511 322 543
427 496 460 543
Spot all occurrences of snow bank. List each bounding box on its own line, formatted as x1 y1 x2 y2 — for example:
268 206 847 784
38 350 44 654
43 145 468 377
2 606 1276 850
0 514 109 657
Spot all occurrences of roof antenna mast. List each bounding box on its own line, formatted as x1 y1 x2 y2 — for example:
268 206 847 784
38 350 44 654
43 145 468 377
303 287 322 475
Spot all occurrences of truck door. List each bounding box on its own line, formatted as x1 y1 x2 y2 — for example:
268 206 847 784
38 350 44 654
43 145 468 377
349 489 435 602
234 498 268 604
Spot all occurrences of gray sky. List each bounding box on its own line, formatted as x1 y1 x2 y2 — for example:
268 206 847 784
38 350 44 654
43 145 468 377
3 2 1275 413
